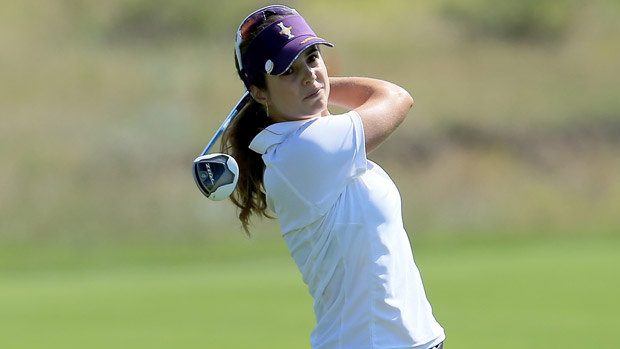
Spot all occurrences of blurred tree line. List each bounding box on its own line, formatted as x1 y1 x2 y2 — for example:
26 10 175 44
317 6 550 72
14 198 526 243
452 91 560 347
57 0 594 44
442 0 578 42
1 0 619 243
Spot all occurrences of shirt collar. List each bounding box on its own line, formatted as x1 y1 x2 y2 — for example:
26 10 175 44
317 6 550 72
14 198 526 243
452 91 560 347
249 118 315 154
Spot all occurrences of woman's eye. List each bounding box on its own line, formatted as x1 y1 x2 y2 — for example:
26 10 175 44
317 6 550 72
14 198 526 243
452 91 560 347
309 53 320 62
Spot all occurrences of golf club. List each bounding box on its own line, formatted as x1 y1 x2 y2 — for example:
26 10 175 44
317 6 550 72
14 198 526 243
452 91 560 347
192 91 251 201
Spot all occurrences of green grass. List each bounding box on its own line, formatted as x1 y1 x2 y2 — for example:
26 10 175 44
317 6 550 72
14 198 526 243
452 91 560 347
0 238 315 348
1 234 618 348
418 235 620 348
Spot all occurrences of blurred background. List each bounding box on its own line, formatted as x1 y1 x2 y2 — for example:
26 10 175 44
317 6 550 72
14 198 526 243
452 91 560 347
1 0 619 347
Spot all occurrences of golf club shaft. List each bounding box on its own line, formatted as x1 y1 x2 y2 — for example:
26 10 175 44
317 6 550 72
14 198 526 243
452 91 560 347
200 91 251 156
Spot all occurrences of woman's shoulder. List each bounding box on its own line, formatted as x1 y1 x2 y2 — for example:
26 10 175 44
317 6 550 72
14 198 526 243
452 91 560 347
249 119 313 154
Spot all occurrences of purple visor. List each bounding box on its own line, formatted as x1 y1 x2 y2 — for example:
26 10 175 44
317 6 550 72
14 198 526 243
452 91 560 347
240 14 333 89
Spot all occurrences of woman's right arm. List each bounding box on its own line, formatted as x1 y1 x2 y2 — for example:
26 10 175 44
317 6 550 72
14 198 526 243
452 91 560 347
328 77 414 154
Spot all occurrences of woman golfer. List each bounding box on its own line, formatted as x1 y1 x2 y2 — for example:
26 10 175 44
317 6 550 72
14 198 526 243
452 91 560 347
222 5 445 348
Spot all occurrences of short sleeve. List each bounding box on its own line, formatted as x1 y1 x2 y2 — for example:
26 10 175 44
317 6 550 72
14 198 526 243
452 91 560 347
264 111 367 217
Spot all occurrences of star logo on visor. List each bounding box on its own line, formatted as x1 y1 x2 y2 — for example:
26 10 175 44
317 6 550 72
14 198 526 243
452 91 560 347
277 22 294 39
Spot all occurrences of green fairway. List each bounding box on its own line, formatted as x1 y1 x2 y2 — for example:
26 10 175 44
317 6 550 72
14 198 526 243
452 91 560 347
1 235 617 348
417 235 620 348
0 254 313 348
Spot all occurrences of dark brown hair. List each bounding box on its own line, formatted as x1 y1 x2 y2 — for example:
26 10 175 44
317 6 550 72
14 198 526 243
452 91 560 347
220 13 291 235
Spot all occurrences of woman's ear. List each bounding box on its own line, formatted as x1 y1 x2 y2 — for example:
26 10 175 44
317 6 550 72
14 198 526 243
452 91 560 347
250 85 268 106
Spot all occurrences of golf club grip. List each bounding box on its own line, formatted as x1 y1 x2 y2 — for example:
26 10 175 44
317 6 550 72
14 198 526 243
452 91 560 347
200 91 252 156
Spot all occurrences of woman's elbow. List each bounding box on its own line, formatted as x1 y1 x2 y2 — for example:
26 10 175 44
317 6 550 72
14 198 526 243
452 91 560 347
392 86 414 115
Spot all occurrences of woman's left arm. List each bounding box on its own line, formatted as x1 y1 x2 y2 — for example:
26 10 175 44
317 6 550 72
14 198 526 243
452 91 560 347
328 77 413 153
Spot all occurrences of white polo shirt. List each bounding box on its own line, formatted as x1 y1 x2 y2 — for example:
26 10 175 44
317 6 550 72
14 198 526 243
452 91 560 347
250 111 445 349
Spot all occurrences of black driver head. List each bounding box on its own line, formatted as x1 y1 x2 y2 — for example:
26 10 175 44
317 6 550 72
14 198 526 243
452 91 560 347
192 154 239 201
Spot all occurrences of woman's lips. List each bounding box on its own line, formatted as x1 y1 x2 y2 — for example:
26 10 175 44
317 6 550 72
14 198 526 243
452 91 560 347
304 87 322 100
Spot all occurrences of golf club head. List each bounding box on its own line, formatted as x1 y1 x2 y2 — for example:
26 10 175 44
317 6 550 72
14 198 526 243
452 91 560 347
192 154 239 201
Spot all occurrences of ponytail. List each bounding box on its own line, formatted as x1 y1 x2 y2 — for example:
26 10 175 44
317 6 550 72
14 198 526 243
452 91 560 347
220 98 273 235
222 12 291 235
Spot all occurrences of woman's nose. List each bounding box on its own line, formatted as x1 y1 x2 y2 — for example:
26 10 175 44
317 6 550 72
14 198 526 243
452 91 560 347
302 64 317 84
